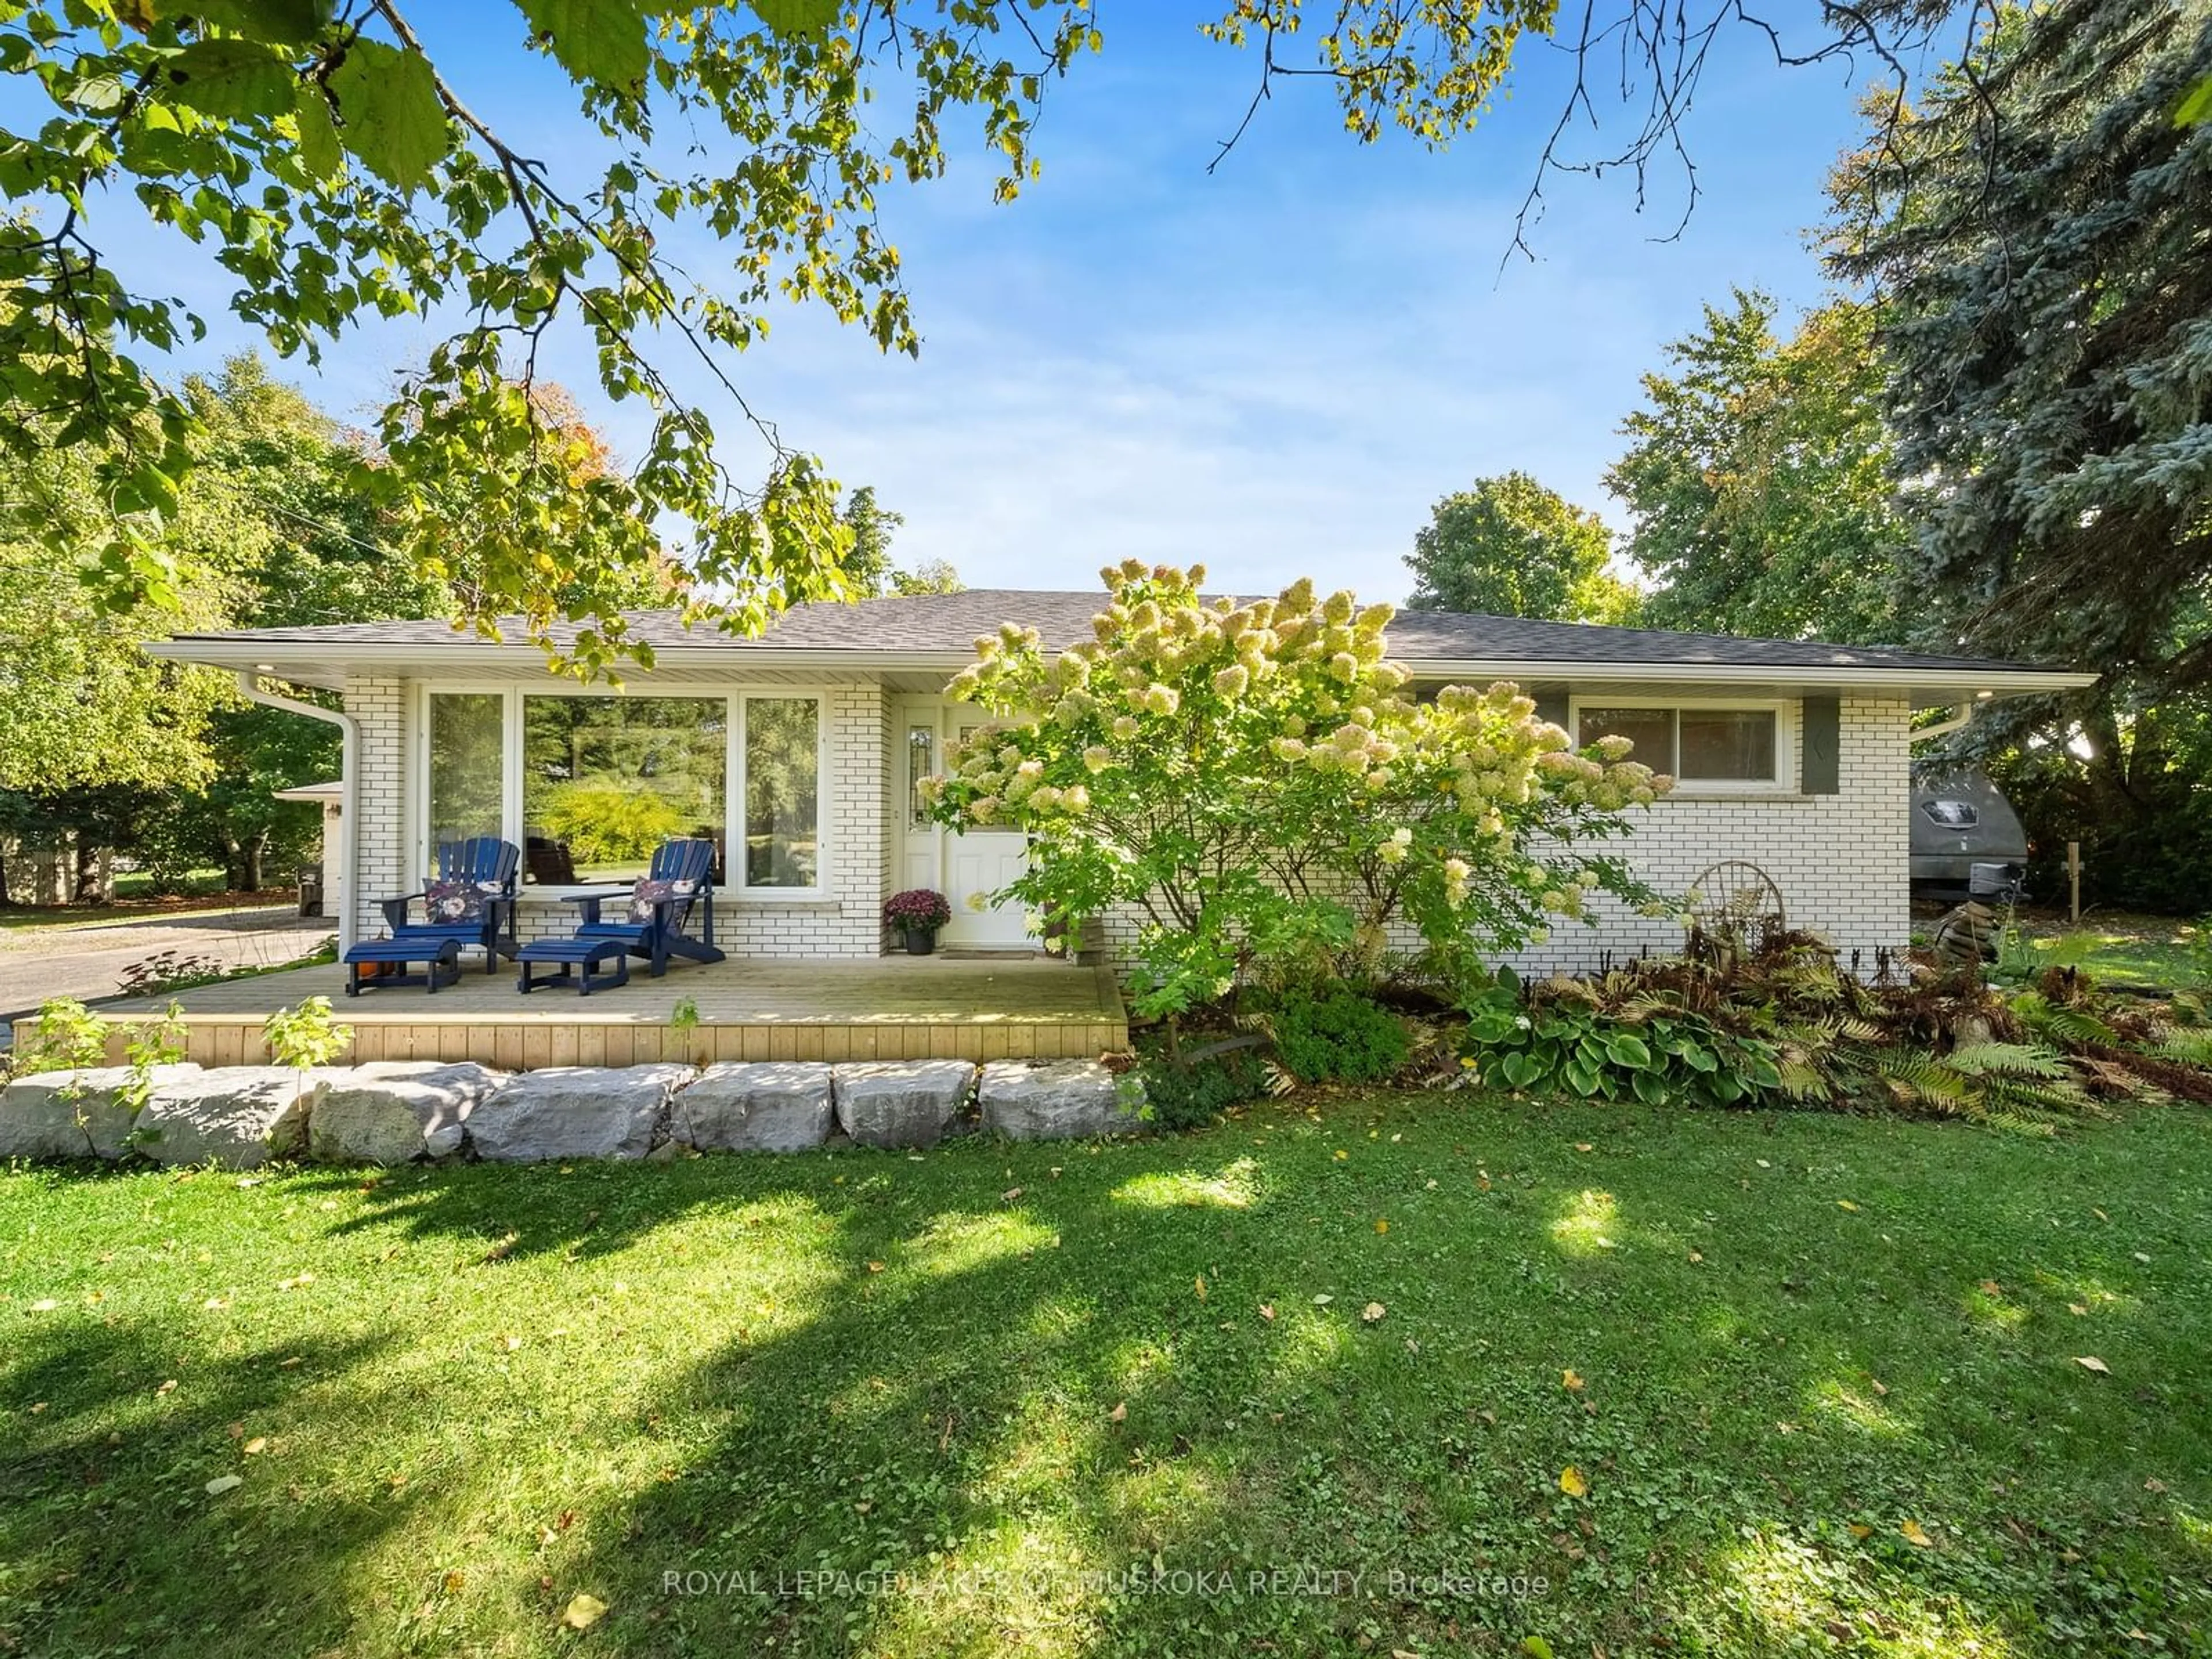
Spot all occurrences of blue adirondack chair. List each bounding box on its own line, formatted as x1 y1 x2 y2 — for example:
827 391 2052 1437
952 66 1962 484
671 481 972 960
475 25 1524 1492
379 837 522 974
560 836 724 978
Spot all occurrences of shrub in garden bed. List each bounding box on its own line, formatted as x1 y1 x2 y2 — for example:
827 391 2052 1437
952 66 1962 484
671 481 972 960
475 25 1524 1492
1455 931 2212 1132
1264 986 1412 1084
922 560 1673 1028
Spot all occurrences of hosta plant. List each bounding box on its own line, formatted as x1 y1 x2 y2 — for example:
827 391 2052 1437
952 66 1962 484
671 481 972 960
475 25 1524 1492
1460 970 1782 1108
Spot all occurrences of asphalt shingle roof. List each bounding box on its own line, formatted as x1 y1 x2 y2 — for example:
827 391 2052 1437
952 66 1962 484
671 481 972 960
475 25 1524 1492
169 589 2061 675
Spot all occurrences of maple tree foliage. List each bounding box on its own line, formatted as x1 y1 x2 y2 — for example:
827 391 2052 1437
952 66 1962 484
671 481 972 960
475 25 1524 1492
2 0 1961 673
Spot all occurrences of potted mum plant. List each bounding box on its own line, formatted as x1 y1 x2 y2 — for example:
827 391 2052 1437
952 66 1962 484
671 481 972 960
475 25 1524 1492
884 888 953 955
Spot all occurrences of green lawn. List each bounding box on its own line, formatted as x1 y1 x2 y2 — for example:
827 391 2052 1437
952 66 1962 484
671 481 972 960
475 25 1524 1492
2007 911 2207 991
4 1096 2209 1657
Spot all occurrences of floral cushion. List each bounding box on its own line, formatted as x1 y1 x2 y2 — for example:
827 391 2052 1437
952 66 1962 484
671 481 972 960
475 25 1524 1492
423 878 485 924
626 876 698 925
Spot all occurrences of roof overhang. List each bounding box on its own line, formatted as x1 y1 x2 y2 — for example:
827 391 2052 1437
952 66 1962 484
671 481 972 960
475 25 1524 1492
145 637 2099 706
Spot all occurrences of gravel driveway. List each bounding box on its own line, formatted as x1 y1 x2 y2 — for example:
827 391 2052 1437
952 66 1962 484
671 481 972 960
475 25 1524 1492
0 904 333 1032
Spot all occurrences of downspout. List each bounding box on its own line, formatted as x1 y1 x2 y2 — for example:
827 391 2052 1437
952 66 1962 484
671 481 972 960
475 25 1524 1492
1911 700 1979 745
236 671 360 952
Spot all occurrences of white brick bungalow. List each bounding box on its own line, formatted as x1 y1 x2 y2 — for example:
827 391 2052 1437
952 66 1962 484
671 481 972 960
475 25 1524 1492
147 592 2093 977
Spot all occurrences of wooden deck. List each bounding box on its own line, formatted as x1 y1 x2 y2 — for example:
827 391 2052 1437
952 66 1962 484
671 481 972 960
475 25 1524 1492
34 955 1128 1070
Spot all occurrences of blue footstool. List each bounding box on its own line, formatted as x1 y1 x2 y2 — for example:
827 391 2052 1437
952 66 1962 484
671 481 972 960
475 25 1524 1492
515 937 632 995
342 937 461 995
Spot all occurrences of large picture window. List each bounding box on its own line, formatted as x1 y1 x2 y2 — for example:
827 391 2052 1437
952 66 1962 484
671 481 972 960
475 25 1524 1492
426 692 504 850
743 696 820 888
521 696 727 884
1577 703 1783 786
419 689 824 892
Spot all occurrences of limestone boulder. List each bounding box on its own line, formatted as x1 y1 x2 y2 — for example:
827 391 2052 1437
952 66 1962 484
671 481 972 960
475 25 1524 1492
465 1064 693 1162
309 1062 509 1165
979 1059 1143 1141
137 1067 329 1169
674 1062 834 1153
831 1060 975 1150
0 1065 202 1161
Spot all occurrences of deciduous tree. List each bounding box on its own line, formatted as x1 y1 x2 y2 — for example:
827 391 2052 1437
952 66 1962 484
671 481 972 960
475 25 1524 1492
1608 291 1904 644
1403 471 1637 623
0 1 1978 672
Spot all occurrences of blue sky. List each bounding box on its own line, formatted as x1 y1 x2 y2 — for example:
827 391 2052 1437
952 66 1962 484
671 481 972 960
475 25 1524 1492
74 9 1907 603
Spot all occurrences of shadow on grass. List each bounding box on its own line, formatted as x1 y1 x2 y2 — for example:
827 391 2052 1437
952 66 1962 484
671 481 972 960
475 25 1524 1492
0 1317 409 1656
5 1098 2210 1656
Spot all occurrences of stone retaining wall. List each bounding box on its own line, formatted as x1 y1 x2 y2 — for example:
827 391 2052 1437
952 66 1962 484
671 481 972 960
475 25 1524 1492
0 1058 1143 1169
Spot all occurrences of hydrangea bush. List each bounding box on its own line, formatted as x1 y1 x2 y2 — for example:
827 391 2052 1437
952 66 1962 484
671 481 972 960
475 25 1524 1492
923 562 1672 1018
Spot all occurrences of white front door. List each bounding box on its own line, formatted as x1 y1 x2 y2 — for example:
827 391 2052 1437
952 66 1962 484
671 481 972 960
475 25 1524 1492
895 703 1033 949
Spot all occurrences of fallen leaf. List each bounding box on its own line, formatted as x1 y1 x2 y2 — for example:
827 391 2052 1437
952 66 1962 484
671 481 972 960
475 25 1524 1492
1361 1302 1386 1324
156 1380 177 1396
244 1437 268 1455
1001 1187 1023 1202
2069 1302 2088 1316
1870 1378 1889 1397
1109 1401 1127 1423
1258 1303 1276 1321
480 1233 518 1264
853 1499 872 1514
28 1298 59 1313
865 1262 884 1274
1980 1279 2003 1296
1559 1466 1589 1498
1194 1275 1207 1301
1847 1522 1872 1540
2074 1355 2111 1375
1332 1149 1348 1161
1755 1159 1771 1169
1838 1200 1859 1212
278 1355 303 1369
204 1475 243 1497
2145 1477 2168 1493
2092 1207 2108 1222
502 1335 522 1351
201 1297 229 1310
443 1570 465 1593
1687 1249 1704 1264
1562 1369 1585 1392
1899 1520 1933 1547
560 1592 608 1630
1374 1219 1389 1234
29 1401 47 1413
2133 1252 2151 1264
1313 1294 1334 1306
1574 1142 1593 1153
227 1422 243 1439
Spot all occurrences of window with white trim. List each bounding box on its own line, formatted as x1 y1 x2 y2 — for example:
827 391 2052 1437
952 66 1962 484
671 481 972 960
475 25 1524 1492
414 688 827 894
425 691 504 849
1575 702 1786 787
521 694 727 885
740 695 820 889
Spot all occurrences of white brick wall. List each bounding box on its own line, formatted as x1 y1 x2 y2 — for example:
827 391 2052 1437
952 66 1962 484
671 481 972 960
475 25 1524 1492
1087 695 1913 981
344 676 895 960
342 675 1908 982
346 675 406 945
